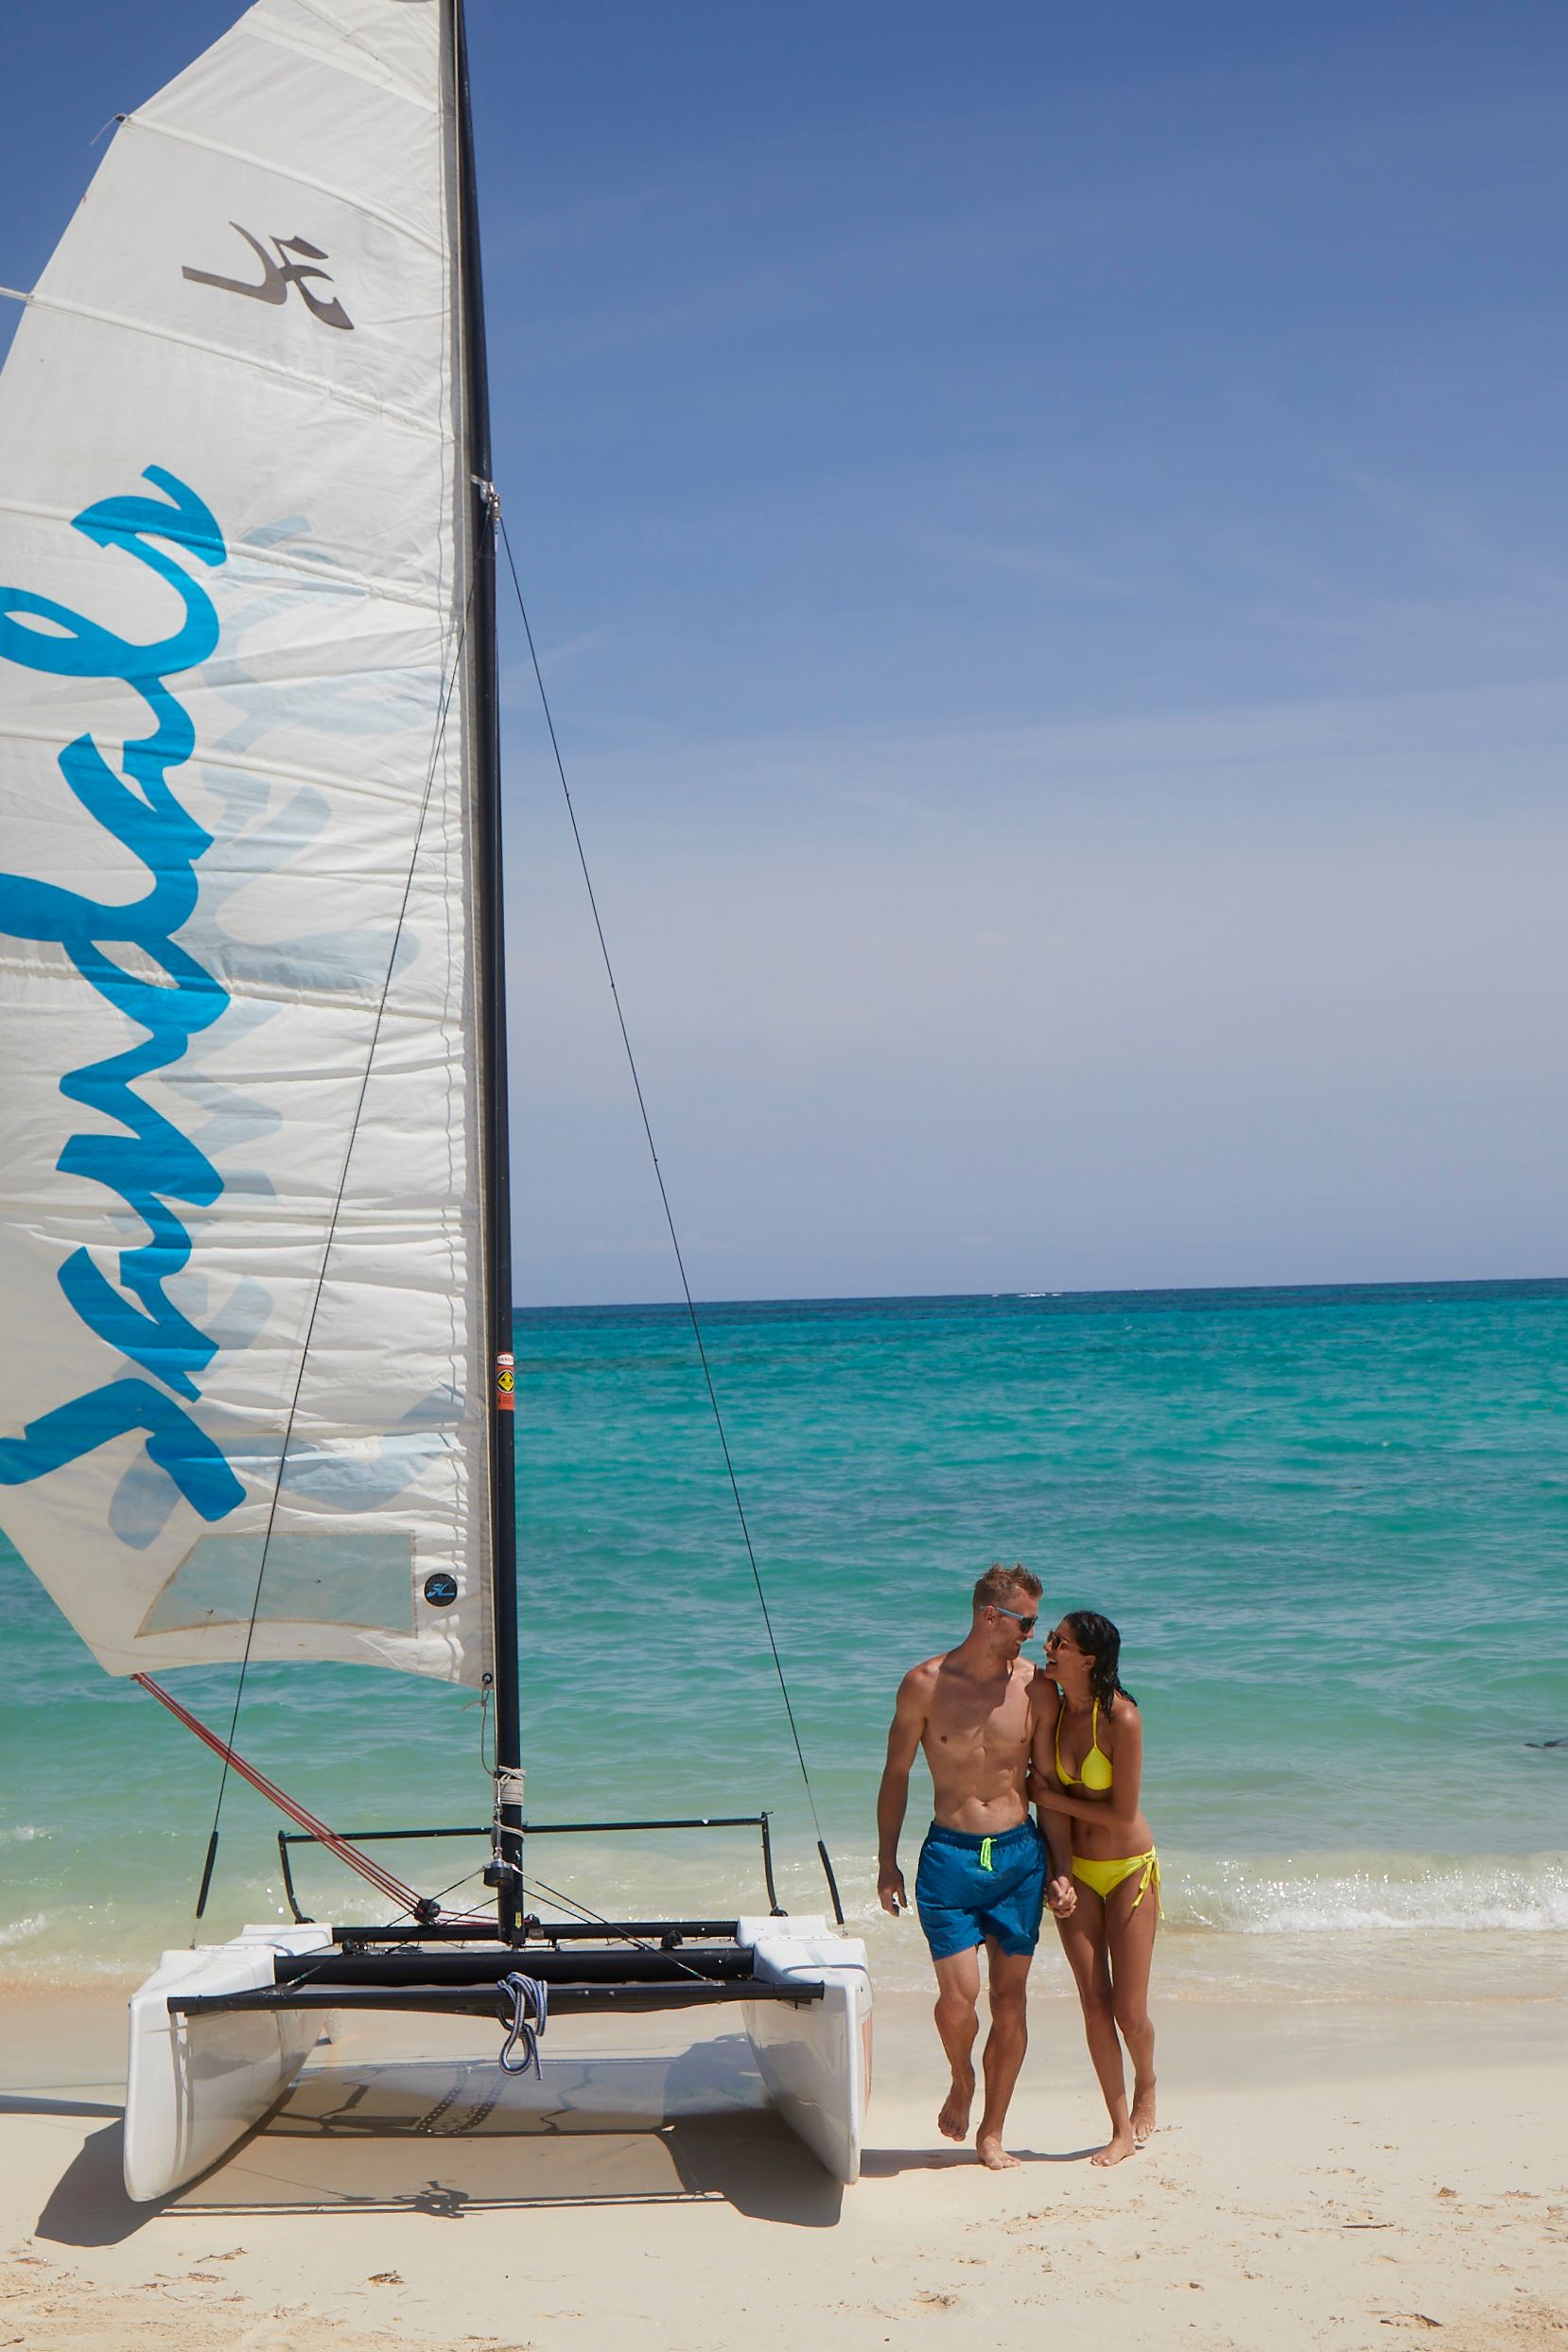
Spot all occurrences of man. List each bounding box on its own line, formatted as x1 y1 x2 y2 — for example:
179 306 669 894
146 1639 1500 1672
877 1562 1074 2169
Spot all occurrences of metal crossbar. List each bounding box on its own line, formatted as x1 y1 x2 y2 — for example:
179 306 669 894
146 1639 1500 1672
168 1978 820 2020
276 1812 783 1925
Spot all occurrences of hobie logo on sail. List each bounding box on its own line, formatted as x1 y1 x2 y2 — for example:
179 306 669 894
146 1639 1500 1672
0 467 244 1525
183 225 354 330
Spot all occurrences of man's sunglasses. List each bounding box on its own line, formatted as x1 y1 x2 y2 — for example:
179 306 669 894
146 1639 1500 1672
991 1604 1037 1635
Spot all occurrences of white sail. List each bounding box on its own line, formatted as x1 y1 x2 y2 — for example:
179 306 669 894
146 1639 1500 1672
0 0 495 1685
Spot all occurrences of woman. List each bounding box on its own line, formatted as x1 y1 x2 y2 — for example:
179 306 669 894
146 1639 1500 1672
1035 1611 1159 2166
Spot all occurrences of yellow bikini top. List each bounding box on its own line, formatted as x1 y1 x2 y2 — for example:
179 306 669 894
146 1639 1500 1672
1055 1697 1113 1791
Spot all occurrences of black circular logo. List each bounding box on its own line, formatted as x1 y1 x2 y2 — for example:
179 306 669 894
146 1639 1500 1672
423 1572 459 1609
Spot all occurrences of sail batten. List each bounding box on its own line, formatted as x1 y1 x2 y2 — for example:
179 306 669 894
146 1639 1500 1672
7 295 447 437
0 0 493 1689
120 118 447 252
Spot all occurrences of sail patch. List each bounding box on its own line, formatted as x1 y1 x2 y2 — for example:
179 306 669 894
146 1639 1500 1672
141 1531 416 1635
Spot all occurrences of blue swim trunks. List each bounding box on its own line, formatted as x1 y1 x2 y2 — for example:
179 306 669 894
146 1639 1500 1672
915 1819 1047 1960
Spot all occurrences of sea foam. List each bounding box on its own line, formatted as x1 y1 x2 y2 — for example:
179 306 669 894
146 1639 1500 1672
1170 1853 1568 1935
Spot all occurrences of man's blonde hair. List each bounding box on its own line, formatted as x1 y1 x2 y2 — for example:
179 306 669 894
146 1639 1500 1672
972 1561 1043 1613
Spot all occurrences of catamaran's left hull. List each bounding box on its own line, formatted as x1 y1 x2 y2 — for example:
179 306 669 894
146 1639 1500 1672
124 1926 335 2202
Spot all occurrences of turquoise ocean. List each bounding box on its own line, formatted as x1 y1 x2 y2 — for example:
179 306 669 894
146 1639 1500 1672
3 1279 1565 2002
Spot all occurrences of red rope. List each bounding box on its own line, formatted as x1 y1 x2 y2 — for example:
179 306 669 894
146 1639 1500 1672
133 1672 421 1912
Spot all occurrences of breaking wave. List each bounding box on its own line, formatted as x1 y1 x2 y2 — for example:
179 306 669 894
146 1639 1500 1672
1168 1853 1568 1935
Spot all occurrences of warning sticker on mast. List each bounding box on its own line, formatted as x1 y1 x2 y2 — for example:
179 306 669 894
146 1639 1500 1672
495 1353 515 1412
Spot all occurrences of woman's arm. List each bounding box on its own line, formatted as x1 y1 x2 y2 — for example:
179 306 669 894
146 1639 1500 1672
1027 1678 1076 1913
1026 1678 1062 1825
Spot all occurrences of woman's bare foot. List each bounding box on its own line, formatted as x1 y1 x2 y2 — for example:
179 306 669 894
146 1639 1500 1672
1090 2127 1139 2168
1131 2080 1158 2144
976 2132 1020 2170
937 2067 974 2142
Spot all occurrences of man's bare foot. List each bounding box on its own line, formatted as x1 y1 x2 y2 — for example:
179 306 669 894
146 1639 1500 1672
1132 2082 1158 2144
1090 2127 1139 2168
937 2068 974 2142
976 2132 1019 2170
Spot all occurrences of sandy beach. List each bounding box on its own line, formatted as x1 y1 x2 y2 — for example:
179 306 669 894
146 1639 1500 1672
2 1986 1562 2352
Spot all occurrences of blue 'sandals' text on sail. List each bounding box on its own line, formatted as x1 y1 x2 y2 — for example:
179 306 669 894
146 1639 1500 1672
0 467 243 1522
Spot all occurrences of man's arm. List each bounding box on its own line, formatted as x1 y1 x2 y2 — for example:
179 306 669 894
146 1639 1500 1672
876 1666 929 1916
1028 1675 1077 1917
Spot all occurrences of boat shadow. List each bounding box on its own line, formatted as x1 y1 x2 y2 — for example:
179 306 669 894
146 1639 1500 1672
0 2093 124 2121
34 2033 845 2241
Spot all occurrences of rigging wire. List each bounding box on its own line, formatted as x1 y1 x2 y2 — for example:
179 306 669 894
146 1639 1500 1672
188 591 476 1927
497 515 838 1891
270 1858 758 2025
519 1872 731 1985
136 1673 423 1913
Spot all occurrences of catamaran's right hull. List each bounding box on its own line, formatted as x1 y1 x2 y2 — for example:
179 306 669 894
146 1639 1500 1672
738 1918 872 2184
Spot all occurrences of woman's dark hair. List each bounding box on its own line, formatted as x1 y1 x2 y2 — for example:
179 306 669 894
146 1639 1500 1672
1062 1610 1134 1713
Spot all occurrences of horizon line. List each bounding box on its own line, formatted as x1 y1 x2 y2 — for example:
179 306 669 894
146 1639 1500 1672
511 1271 1568 1315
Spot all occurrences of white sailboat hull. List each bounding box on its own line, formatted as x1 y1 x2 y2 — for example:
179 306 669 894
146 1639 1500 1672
124 1917 871 2200
123 1925 335 2202
739 1916 872 2185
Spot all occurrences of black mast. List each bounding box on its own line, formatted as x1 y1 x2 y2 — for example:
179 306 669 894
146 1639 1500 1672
452 0 524 1941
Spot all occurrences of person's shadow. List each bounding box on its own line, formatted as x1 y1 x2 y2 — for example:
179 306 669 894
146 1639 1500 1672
860 2143 1102 2175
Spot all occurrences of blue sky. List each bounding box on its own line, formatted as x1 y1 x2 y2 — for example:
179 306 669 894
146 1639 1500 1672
5 3 1567 1301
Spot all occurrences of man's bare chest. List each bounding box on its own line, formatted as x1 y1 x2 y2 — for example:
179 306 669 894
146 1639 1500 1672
924 1674 1031 1761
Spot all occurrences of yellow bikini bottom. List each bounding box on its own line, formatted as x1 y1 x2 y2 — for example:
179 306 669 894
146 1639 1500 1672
1071 1847 1162 1915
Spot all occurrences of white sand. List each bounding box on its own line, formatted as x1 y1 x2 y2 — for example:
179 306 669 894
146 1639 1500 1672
1 1986 1564 2350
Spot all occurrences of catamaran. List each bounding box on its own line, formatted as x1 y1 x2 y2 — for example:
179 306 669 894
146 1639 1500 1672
0 0 870 2199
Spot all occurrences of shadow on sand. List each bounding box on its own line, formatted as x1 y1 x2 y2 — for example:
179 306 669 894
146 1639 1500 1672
0 2094 123 2121
35 2032 845 2244
36 2117 152 2247
861 2143 1102 2176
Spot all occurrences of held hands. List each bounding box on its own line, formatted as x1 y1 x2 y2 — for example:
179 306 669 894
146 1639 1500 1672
1045 1873 1077 1919
880 1861 1072 1917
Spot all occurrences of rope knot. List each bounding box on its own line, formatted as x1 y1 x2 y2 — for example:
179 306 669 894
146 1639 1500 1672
497 1971 548 2077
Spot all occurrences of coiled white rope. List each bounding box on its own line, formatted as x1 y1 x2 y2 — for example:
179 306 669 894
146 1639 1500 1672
497 1971 549 2077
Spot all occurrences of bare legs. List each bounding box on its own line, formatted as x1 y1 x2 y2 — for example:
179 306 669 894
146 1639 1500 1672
1054 1890 1134 2163
932 1942 1034 2167
1054 1875 1159 2165
1108 1884 1159 2143
932 1945 980 2143
975 1946 1032 2168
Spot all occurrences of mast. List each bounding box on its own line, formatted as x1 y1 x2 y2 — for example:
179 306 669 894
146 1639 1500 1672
452 0 524 1939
